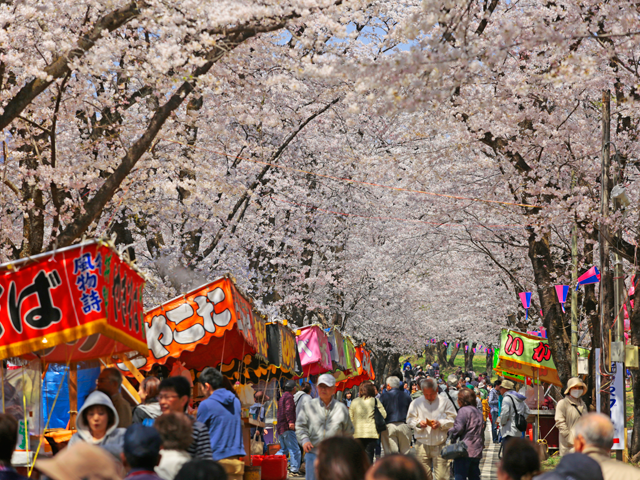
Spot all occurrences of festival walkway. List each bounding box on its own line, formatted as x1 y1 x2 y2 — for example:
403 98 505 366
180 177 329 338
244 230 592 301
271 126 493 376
480 425 501 479
286 424 500 479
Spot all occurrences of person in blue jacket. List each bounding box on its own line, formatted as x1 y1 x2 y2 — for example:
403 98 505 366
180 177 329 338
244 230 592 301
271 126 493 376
196 367 245 468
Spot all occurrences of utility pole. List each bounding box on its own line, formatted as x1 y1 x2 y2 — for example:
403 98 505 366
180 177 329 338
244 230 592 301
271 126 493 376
611 118 627 462
598 90 611 415
571 172 578 377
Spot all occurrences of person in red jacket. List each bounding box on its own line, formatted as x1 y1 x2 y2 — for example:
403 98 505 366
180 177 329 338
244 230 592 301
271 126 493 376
277 380 301 475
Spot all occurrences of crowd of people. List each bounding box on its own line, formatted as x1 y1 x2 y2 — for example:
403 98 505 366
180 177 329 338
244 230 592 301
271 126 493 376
0 362 636 480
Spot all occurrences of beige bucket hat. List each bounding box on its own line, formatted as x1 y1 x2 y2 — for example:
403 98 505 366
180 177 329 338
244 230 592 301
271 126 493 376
501 379 515 390
564 377 587 395
35 442 123 480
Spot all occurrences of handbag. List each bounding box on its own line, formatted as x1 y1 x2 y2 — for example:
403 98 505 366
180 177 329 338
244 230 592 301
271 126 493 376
441 439 468 460
251 431 264 455
535 439 549 462
373 399 387 434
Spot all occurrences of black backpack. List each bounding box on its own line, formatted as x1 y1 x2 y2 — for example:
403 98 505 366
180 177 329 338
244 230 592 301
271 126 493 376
507 396 527 432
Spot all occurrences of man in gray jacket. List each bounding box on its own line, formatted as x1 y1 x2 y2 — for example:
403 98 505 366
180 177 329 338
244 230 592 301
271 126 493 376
296 374 354 480
497 380 530 446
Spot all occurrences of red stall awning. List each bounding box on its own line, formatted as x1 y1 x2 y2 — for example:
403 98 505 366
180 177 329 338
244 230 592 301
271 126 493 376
0 240 148 362
119 276 268 372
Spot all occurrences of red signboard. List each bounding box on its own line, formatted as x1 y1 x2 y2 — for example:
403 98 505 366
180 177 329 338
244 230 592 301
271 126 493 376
0 241 148 361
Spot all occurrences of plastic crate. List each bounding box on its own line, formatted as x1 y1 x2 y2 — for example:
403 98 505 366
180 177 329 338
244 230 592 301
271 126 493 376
250 455 287 480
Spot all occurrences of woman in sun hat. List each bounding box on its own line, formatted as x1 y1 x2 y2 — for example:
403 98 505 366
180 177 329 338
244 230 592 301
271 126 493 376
555 377 588 456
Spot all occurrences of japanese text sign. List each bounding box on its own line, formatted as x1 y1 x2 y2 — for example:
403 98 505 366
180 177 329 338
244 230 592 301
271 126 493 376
143 277 268 368
497 329 589 387
0 241 147 361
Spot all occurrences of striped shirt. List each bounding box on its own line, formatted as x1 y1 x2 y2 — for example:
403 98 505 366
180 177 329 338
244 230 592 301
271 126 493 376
187 418 213 459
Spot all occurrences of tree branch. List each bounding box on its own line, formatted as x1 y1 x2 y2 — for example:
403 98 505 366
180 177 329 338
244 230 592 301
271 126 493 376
198 96 342 261
51 16 320 249
0 1 144 131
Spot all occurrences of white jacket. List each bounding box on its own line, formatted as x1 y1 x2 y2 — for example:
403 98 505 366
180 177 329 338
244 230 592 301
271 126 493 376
406 394 457 446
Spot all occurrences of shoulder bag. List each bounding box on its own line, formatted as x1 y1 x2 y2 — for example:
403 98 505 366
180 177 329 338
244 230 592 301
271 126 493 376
571 403 584 417
441 439 468 460
374 399 387 434
445 390 459 412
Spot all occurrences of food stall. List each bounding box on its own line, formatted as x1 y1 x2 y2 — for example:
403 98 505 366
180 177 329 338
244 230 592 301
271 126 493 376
0 240 148 471
494 329 590 451
116 276 269 472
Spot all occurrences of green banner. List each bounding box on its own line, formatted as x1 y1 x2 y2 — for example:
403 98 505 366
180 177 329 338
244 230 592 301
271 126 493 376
496 329 588 387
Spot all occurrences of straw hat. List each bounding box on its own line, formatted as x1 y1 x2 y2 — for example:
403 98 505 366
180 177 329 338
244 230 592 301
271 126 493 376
564 377 587 395
35 442 122 480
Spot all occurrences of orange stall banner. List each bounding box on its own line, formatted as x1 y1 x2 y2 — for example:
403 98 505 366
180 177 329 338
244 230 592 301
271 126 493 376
0 240 148 362
336 346 375 391
121 277 268 372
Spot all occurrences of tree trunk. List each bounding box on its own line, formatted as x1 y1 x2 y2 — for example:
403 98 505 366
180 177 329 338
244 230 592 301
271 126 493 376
424 344 435 365
527 230 572 390
436 341 448 367
485 347 494 381
463 342 477 373
448 342 461 367
584 239 600 411
373 350 400 387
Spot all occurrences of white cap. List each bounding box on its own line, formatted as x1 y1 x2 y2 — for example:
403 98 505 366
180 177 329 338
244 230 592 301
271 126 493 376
317 373 336 387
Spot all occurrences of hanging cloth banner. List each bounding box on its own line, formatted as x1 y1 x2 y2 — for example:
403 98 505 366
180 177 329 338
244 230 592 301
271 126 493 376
495 329 589 387
576 266 600 290
335 346 375 391
220 321 302 383
0 240 148 362
555 285 569 313
343 335 357 375
519 292 532 321
297 325 333 377
327 328 347 372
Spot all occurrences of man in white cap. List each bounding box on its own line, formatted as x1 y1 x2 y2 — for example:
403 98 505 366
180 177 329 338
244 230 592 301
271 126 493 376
296 373 354 480
555 377 587 456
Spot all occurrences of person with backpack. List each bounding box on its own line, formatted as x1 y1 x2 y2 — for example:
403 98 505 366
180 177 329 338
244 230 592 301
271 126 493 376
497 380 530 448
555 377 587 456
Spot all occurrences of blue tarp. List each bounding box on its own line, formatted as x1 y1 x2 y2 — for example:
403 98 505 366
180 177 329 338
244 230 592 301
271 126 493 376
42 364 101 428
